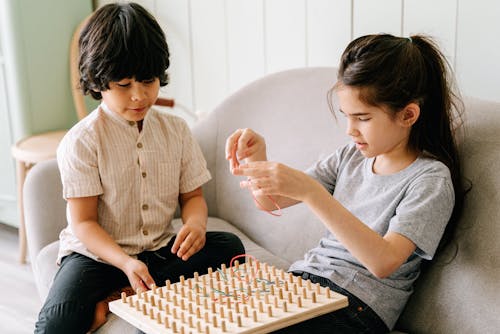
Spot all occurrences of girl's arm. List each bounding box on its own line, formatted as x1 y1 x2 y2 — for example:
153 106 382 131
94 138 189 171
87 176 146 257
303 181 416 278
235 161 417 278
68 196 155 292
171 187 208 261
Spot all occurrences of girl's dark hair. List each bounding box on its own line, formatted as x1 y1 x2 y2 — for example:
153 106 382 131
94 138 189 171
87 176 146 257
79 2 169 99
333 34 465 254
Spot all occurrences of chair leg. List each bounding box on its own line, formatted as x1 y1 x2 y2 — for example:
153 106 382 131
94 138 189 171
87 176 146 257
15 160 29 264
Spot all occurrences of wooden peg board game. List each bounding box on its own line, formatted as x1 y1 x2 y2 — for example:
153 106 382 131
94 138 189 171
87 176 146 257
109 258 348 334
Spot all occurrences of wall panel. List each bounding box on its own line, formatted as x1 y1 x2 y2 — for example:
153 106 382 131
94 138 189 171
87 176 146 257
265 0 307 73
307 0 352 67
226 0 266 94
190 0 228 113
404 0 457 67
95 0 500 113
353 0 402 38
455 0 500 101
155 0 194 113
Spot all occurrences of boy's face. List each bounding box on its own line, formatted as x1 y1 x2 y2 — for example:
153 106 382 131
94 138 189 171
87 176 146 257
101 77 160 122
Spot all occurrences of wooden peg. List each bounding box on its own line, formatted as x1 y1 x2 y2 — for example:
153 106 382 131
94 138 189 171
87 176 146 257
212 315 218 328
267 305 273 317
164 315 169 328
243 305 249 317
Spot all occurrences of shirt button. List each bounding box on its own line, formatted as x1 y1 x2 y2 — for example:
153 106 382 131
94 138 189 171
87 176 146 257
137 142 143 148
142 172 147 178
128 121 135 126
142 204 149 210
142 229 149 236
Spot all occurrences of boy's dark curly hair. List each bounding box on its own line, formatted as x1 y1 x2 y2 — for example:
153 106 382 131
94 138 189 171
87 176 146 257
79 2 169 100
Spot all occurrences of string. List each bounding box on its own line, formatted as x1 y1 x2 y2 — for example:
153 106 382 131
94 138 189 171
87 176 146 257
231 144 282 216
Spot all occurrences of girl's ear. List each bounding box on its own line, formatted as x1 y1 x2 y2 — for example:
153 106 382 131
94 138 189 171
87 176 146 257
400 103 420 127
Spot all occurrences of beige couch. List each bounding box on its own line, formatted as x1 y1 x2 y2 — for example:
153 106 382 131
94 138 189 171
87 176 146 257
24 67 500 333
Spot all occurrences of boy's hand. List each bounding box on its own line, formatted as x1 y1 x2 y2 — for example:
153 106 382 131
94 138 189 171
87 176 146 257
225 128 267 172
122 257 155 293
171 221 206 261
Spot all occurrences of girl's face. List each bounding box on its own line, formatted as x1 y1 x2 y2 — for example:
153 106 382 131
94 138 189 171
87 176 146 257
337 86 412 161
101 77 160 122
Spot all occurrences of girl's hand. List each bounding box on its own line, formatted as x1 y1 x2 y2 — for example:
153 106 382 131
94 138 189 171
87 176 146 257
234 161 318 203
171 221 206 261
225 128 267 172
122 257 155 293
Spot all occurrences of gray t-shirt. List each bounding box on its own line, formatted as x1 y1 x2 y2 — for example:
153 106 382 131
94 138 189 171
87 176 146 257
289 143 454 329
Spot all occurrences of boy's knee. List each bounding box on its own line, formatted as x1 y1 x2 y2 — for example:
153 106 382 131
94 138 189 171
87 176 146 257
35 301 93 334
213 231 245 254
228 232 245 254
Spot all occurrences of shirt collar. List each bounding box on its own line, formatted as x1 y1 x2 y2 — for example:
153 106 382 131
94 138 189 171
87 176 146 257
100 102 147 129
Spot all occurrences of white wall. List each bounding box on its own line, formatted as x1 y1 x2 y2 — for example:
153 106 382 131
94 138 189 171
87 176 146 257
97 0 500 116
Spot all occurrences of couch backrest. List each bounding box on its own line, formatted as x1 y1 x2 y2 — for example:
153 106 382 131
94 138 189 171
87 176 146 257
397 97 500 333
192 67 348 263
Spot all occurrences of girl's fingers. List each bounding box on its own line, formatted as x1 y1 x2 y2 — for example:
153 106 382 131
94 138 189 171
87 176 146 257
225 130 241 159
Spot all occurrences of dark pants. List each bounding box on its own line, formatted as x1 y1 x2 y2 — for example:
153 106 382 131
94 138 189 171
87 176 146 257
34 231 244 334
272 272 390 334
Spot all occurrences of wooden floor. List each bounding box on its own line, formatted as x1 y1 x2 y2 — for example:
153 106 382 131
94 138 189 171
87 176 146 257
0 223 41 334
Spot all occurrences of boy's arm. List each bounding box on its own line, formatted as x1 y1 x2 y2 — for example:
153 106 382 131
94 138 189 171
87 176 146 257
171 187 207 261
67 196 155 292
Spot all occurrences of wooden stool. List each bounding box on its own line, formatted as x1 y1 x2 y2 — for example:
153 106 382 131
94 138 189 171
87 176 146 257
11 130 67 263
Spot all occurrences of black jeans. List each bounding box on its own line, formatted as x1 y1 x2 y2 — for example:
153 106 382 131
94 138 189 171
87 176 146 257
272 272 389 334
34 231 244 334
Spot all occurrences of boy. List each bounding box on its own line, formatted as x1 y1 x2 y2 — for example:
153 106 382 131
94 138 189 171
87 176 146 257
34 3 244 333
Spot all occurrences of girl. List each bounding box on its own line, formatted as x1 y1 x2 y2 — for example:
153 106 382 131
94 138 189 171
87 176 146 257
225 34 464 333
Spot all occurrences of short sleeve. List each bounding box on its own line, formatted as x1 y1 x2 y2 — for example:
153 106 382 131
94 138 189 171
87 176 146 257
178 122 211 193
56 128 103 199
305 144 352 194
389 175 455 260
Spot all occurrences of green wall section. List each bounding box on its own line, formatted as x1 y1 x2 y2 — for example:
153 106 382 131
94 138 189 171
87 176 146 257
0 1 94 227
8 0 94 139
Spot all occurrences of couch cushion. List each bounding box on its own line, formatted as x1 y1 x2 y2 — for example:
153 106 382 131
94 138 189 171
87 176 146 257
396 97 500 333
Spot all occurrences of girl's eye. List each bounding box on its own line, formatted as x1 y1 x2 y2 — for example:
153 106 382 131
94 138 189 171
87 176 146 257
117 82 131 87
358 117 371 121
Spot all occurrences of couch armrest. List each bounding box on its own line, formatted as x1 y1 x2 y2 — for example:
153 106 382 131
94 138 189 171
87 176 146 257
24 159 66 266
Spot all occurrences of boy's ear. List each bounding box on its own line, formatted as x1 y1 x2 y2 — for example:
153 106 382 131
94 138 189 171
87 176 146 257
400 103 420 127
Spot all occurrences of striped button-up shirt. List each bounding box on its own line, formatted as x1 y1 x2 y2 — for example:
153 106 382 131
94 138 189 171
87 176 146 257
56 103 211 264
